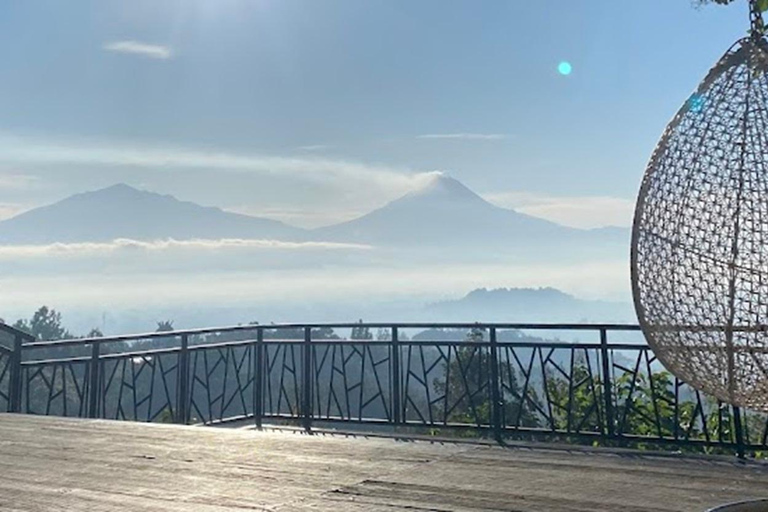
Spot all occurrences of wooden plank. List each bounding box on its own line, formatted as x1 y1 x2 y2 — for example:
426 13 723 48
0 414 766 511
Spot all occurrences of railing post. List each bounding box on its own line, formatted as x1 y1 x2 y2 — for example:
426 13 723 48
391 326 401 425
302 327 312 432
8 335 23 413
733 406 746 459
600 328 615 438
254 327 263 429
176 334 189 424
489 327 503 443
88 342 101 418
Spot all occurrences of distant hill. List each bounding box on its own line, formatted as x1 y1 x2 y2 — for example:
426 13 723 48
426 287 635 324
411 327 549 343
0 184 305 244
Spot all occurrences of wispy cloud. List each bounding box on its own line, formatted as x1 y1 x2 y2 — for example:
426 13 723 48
485 191 634 229
295 145 332 152
417 133 508 141
0 238 372 259
226 205 364 229
103 41 173 60
0 173 39 190
0 134 438 198
0 203 24 221
0 260 630 315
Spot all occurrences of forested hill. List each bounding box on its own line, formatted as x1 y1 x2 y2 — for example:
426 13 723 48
426 287 634 324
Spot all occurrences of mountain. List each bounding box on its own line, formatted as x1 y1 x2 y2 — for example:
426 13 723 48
0 184 305 244
0 177 629 252
426 287 636 324
315 174 626 251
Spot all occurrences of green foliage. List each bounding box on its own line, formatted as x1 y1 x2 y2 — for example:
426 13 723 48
698 0 737 5
157 407 175 424
350 320 372 340
696 0 768 11
545 355 603 434
433 328 540 430
155 320 174 332
612 370 697 439
13 306 72 341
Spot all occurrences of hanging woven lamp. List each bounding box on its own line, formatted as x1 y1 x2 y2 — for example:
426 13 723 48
632 0 768 412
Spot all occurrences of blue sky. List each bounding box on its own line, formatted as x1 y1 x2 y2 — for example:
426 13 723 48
0 0 753 228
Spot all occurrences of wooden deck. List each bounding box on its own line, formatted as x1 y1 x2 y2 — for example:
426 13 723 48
1 414 767 511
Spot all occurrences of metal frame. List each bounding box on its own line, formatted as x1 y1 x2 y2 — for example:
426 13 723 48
0 324 35 413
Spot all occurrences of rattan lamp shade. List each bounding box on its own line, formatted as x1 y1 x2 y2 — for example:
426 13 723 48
632 5 768 412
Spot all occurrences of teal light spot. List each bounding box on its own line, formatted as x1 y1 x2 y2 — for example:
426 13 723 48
688 94 705 113
558 61 572 76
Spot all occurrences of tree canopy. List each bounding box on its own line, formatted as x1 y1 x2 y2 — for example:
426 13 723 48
696 0 768 11
13 306 72 341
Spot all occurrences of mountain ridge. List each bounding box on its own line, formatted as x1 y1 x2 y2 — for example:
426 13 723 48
0 177 629 250
0 183 305 244
427 287 634 323
314 174 583 247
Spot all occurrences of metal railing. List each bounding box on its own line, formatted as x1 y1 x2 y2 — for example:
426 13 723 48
4 322 767 457
0 323 34 414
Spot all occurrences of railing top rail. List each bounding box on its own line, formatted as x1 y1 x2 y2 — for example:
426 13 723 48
23 323 261 349
0 323 35 342
21 322 643 349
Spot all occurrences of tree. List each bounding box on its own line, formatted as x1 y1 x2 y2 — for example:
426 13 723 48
545 355 604 435
350 320 372 341
432 328 540 430
156 320 175 332
611 370 699 439
695 0 768 11
13 306 72 341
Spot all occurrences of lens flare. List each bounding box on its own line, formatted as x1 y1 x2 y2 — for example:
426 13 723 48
688 94 706 113
558 61 572 76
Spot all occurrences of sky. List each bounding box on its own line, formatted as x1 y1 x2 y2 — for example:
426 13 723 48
0 0 755 230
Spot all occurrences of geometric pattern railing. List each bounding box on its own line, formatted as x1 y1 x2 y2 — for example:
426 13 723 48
1 323 33 414
0 344 11 412
10 322 768 457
